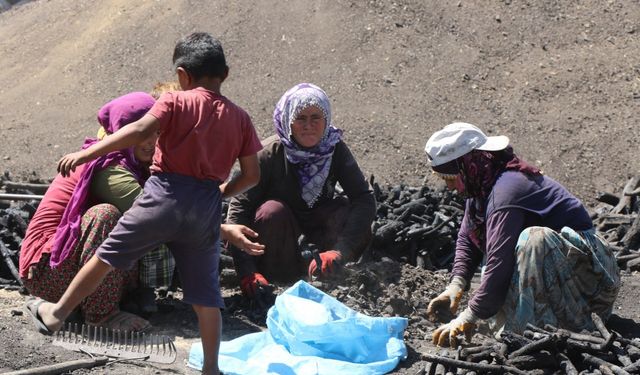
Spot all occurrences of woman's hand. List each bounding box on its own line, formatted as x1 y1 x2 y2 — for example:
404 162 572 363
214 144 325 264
307 250 342 277
57 150 91 177
432 308 478 348
221 224 265 256
427 276 466 323
240 272 269 297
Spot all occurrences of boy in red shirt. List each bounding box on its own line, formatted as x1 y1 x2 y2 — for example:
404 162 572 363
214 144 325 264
29 32 263 375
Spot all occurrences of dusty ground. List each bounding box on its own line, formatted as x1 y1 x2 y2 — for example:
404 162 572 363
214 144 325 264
2 0 640 374
2 261 640 374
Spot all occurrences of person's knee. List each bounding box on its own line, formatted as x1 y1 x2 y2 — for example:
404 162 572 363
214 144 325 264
518 226 553 247
85 203 121 217
255 200 292 225
83 203 122 228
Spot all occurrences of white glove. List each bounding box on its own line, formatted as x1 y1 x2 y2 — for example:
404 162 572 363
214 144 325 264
427 276 467 320
432 307 479 348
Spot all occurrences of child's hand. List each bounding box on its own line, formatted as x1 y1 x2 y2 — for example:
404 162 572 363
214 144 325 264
57 150 89 177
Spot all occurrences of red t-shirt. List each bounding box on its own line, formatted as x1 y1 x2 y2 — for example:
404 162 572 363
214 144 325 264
19 165 85 277
148 88 262 181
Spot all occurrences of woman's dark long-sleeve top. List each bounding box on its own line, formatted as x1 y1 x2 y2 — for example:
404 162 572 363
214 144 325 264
227 135 376 277
451 171 593 319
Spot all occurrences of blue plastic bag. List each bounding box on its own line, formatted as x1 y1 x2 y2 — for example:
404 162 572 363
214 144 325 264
189 280 408 374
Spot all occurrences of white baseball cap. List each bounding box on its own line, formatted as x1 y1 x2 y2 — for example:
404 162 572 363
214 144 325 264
425 122 510 167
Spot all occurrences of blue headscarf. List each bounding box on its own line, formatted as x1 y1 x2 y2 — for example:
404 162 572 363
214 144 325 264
273 83 343 207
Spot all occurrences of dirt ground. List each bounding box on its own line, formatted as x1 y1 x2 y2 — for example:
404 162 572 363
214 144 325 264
2 0 640 374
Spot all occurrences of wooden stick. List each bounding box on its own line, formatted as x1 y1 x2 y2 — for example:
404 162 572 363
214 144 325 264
494 343 509 364
508 334 560 359
421 353 528 375
466 348 494 363
611 332 640 349
541 322 609 346
622 212 640 250
0 241 22 286
627 187 640 196
499 330 533 349
0 193 44 201
530 323 553 334
616 352 633 368
557 353 579 375
626 256 640 270
506 353 557 370
616 253 640 262
582 353 630 375
2 181 49 194
623 359 640 373
591 313 612 340
459 344 494 358
612 177 640 214
2 356 109 375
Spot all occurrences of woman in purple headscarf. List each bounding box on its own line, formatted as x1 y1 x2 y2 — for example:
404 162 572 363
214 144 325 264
19 92 159 332
226 83 376 298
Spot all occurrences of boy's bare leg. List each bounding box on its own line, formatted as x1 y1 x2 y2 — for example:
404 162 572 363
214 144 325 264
38 255 113 331
193 304 222 375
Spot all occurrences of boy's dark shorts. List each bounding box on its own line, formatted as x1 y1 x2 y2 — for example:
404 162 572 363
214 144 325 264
96 173 224 308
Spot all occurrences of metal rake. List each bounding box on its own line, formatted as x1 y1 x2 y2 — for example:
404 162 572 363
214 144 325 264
52 323 177 364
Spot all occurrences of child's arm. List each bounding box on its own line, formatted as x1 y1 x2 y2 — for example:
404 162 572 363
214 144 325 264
57 114 160 177
220 154 260 199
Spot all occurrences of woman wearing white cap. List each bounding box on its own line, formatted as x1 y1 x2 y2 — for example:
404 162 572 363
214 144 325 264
424 122 620 347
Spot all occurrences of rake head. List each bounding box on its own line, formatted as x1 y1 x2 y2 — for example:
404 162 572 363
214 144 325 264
52 323 177 364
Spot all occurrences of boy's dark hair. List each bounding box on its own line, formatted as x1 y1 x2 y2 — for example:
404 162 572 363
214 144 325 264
172 32 228 80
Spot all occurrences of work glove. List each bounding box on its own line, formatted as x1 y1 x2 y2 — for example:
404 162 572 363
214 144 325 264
427 276 467 322
240 272 269 298
307 250 342 278
432 307 479 348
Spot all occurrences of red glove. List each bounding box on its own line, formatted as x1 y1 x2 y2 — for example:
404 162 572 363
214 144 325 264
308 250 342 277
240 273 269 297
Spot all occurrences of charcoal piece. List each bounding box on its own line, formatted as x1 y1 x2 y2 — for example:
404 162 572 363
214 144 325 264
597 192 620 206
506 351 558 370
373 220 405 246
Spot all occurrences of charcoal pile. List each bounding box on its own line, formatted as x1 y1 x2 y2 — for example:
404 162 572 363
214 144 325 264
0 173 47 290
321 259 450 328
368 176 464 270
591 176 640 271
420 313 640 374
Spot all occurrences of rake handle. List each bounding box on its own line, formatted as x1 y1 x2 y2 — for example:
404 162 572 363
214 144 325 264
2 356 109 375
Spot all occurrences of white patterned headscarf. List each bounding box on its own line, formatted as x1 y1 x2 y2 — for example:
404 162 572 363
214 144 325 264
273 83 343 207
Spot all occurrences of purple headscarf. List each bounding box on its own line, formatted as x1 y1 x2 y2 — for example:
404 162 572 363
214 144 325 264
273 83 343 207
49 92 155 268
